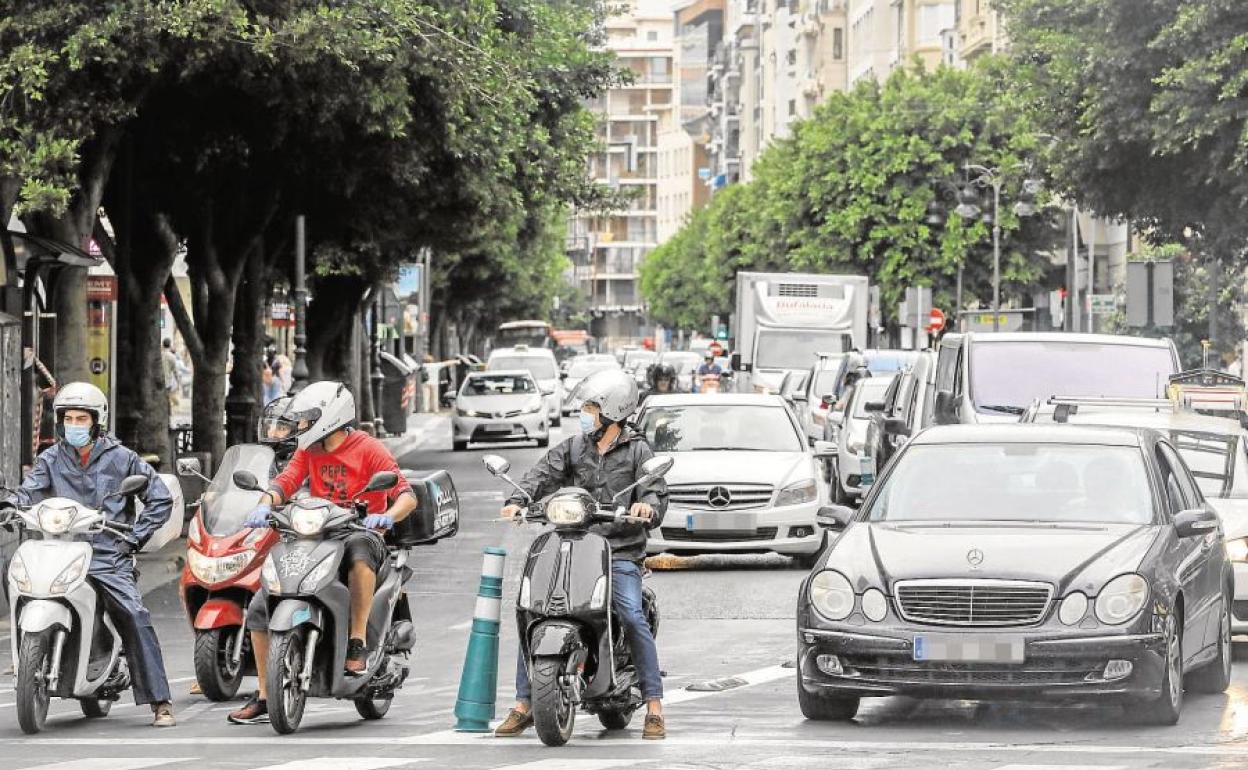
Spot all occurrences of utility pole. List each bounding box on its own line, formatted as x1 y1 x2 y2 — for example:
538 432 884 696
291 215 310 394
1066 206 1079 333
369 290 385 436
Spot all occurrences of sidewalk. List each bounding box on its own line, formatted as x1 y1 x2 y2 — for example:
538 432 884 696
380 411 450 458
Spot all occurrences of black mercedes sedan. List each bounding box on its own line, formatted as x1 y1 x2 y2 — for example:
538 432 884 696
797 424 1232 726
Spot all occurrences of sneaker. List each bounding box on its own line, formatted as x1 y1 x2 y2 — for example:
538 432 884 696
189 682 202 696
227 692 269 725
345 638 367 675
151 701 176 728
642 713 665 740
494 708 533 737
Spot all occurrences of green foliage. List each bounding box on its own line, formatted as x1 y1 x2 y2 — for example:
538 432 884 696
641 63 1061 328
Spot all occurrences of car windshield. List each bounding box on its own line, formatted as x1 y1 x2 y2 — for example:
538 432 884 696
624 351 656 370
463 375 536 395
489 356 556 380
867 443 1154 524
201 444 277 536
852 376 896 418
659 353 702 375
1171 430 1248 499
568 358 617 378
970 340 1176 413
756 329 849 370
639 404 805 453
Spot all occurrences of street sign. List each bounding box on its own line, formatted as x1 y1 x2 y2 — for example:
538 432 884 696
1089 294 1116 315
925 308 946 333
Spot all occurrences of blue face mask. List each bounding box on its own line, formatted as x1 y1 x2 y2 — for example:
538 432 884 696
579 411 597 434
64 425 92 449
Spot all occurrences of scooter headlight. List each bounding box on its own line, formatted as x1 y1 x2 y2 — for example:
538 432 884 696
290 506 330 537
49 554 88 595
546 494 592 527
298 555 338 593
188 549 254 585
261 554 282 593
36 503 78 535
9 553 31 592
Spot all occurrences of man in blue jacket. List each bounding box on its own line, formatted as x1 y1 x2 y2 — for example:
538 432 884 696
10 382 177 727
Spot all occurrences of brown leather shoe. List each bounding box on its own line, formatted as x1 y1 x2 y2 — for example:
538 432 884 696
494 708 533 736
151 702 176 728
642 713 665 740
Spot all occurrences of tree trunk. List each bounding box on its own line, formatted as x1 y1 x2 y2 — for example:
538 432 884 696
306 275 368 381
225 247 267 445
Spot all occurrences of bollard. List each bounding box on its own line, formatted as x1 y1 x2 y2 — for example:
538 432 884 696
453 546 507 732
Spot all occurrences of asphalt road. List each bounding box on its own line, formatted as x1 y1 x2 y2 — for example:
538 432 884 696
2 416 1248 768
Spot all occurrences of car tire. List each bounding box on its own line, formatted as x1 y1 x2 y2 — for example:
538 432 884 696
796 673 858 721
1139 611 1183 725
831 473 850 506
452 440 468 452
1187 594 1232 694
551 415 562 428
536 436 549 448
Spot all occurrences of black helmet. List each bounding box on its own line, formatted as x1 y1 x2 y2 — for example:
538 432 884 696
257 396 298 460
654 364 677 382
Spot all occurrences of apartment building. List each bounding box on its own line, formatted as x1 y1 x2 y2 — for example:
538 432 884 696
571 0 677 348
955 0 1004 62
848 0 956 85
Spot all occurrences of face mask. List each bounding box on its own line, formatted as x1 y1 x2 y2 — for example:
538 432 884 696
579 412 597 434
64 425 92 449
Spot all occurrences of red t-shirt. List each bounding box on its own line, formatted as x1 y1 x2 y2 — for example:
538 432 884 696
271 431 413 513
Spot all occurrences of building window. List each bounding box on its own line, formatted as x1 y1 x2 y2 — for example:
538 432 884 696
833 28 843 60
785 49 797 66
788 99 796 116
647 30 658 42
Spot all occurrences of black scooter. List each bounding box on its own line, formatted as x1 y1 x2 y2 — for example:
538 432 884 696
484 453 672 746
232 468 458 734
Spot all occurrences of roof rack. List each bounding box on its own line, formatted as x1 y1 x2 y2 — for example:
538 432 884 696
1038 396 1175 424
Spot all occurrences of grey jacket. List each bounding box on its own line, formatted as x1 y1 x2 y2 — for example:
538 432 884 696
508 428 667 562
13 436 173 571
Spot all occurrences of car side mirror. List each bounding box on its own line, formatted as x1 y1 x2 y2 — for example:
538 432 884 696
364 471 398 493
934 390 958 424
816 504 854 531
827 411 845 428
864 400 885 413
1174 507 1220 538
483 455 510 476
233 470 262 492
731 352 750 372
117 474 150 498
812 440 838 458
883 417 911 437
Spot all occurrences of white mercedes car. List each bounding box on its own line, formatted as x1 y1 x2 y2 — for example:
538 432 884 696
636 393 837 565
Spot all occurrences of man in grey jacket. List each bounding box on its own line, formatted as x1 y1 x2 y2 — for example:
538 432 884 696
8 382 177 727
494 368 669 740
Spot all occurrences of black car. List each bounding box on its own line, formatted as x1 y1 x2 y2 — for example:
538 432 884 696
798 424 1232 725
862 351 937 477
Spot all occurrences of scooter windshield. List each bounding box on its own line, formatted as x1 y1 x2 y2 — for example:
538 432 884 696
201 444 278 536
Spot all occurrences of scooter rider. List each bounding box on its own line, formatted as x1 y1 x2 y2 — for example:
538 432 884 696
4 382 177 727
639 363 680 406
228 381 418 725
495 368 669 740
257 395 298 466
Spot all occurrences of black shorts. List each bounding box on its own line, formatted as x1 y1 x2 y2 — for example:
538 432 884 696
245 531 387 632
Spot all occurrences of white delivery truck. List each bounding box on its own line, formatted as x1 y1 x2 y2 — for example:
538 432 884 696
730 272 869 394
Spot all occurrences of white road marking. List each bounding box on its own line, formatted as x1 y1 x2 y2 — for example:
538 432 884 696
16 759 195 770
487 762 635 770
248 760 422 770
663 664 791 705
449 620 472 631
746 760 892 770
993 767 1127 770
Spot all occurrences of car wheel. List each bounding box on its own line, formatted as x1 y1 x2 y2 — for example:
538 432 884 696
831 472 850 506
796 673 858 721
452 440 468 452
1139 611 1183 725
1187 594 1232 694
551 415 562 427
536 436 549 448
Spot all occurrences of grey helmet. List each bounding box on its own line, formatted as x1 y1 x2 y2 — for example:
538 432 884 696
572 368 639 423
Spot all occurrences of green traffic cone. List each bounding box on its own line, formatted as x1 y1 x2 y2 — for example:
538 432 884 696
453 546 507 732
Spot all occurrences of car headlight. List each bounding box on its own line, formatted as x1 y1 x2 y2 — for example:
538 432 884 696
37 503 78 535
1226 537 1248 563
49 554 88 595
546 493 592 527
1095 574 1149 625
775 479 818 507
290 506 329 537
188 549 254 585
522 402 543 415
299 555 338 593
809 570 855 621
1058 592 1089 625
9 553 31 592
861 588 888 622
261 554 281 593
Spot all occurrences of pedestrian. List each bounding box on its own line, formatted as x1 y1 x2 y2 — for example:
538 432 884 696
161 339 181 409
261 364 284 405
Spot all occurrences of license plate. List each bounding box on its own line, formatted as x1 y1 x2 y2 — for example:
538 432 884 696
912 634 1025 663
685 511 758 531
483 424 511 433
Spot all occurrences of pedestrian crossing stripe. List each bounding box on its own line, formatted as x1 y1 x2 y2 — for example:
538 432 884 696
0 760 1145 770
249 761 422 770
487 762 635 770
17 760 195 770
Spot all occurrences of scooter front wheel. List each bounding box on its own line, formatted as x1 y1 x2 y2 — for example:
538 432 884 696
80 698 113 718
531 656 575 747
16 632 53 734
194 627 244 702
354 695 392 720
267 628 309 735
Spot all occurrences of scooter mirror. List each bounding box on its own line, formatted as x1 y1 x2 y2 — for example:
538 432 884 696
639 456 674 481
364 471 399 493
176 457 202 476
482 455 510 476
117 474 150 498
233 470 262 491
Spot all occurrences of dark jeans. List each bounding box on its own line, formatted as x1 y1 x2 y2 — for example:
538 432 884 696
246 530 385 632
516 559 662 702
89 565 172 705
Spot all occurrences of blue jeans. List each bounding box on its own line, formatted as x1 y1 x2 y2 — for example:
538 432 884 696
516 559 663 702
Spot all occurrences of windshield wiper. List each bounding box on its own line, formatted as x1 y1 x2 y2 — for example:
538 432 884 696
977 404 1025 415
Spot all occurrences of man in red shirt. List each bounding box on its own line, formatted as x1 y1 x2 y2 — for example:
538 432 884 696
228 381 417 725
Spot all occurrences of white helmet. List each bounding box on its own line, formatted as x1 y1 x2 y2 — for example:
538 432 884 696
572 368 639 423
54 382 109 436
280 381 357 450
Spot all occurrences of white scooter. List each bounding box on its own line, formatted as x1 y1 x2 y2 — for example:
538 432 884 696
3 474 150 734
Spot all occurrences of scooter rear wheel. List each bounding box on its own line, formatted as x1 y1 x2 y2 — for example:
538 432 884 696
267 628 309 735
531 656 575 747
354 696 392 720
194 627 244 702
597 708 634 730
16 632 52 734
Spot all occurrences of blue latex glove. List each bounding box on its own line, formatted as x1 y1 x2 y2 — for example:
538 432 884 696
244 503 272 529
362 513 395 531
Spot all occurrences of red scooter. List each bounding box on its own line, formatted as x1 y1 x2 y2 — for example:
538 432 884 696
178 444 279 700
